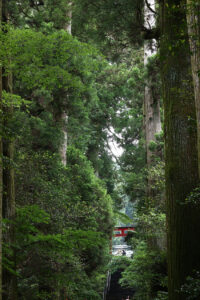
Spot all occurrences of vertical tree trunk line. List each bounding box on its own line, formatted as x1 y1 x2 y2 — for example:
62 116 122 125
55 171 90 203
59 111 68 166
144 0 163 253
64 1 72 34
144 0 161 168
161 1 200 299
144 0 162 204
59 1 72 166
186 0 200 177
55 2 73 298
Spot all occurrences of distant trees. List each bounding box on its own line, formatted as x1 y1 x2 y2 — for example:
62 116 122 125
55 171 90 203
75 1 200 299
1 1 200 299
14 146 113 299
0 1 116 299
70 1 200 299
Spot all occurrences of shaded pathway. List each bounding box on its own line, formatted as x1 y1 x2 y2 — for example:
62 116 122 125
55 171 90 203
105 269 135 300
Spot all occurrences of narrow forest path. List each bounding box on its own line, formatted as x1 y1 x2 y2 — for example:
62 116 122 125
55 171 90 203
105 269 135 300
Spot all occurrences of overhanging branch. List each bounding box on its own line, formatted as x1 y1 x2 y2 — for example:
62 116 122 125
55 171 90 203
144 0 157 15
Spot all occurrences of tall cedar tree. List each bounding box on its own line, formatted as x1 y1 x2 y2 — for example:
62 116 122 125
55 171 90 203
161 1 200 299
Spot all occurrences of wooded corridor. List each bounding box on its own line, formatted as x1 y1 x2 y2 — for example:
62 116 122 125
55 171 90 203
0 0 200 299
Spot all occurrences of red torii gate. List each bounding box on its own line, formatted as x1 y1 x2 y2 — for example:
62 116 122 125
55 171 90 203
114 226 135 237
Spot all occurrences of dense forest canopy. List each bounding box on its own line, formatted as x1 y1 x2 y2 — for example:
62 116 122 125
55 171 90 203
0 0 200 300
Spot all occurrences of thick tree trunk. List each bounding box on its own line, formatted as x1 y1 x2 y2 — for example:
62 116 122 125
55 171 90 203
161 1 200 299
186 0 200 177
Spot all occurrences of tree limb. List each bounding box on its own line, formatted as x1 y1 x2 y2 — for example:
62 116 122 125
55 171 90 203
144 0 157 15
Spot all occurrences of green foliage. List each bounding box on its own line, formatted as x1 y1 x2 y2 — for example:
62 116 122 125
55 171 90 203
115 211 133 224
73 0 144 57
2 91 30 108
14 141 113 298
7 0 73 30
135 209 166 243
145 54 162 110
0 25 115 300
184 187 200 207
180 271 200 300
13 205 108 300
147 161 165 206
155 291 168 300
109 256 132 275
119 140 166 299
121 140 146 202
0 2 166 300
12 29 97 86
5 36 116 294
120 241 167 299
149 140 158 152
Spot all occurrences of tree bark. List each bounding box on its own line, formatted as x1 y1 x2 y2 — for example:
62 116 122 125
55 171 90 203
59 111 68 166
144 0 162 173
161 1 200 299
186 0 200 177
144 1 162 251
56 2 73 298
144 6 167 283
64 1 72 34
59 2 72 166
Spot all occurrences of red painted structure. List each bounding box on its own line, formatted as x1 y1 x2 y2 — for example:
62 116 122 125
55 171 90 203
114 226 135 237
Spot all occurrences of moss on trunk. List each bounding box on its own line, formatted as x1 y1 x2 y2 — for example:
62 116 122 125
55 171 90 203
186 0 200 177
161 1 200 299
